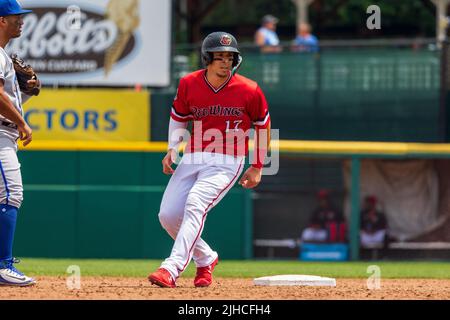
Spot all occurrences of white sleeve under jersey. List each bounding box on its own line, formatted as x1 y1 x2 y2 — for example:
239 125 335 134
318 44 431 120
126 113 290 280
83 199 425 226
168 117 188 151
0 54 5 81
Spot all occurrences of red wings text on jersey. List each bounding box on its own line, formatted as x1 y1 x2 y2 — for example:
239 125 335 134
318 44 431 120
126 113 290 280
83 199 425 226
171 70 270 157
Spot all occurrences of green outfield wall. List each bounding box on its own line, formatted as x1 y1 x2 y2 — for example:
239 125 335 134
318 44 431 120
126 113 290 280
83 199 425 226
15 140 450 261
14 150 253 260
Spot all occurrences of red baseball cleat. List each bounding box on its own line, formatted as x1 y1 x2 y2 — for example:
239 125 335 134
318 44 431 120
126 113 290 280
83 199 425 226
194 257 219 287
148 268 176 288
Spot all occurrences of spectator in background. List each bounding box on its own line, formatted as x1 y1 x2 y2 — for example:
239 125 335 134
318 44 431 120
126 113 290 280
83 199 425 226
360 195 388 248
254 14 282 53
301 189 347 243
291 23 319 53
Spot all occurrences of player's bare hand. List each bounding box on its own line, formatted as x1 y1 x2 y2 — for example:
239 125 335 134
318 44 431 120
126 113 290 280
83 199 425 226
239 166 262 189
18 122 32 147
162 149 177 175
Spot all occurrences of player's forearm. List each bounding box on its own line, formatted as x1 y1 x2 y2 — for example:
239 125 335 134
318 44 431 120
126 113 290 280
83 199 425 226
253 121 271 169
168 117 188 151
0 91 26 127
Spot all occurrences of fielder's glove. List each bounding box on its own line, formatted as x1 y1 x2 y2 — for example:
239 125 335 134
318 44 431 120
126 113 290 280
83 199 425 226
11 54 41 96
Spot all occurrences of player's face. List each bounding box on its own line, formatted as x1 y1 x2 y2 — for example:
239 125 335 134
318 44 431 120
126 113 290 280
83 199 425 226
210 52 234 78
2 15 24 39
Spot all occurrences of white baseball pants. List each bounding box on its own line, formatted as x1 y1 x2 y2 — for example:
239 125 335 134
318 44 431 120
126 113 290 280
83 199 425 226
0 139 22 209
158 152 244 280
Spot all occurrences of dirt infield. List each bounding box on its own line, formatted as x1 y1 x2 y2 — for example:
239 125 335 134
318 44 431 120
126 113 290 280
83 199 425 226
1 277 449 300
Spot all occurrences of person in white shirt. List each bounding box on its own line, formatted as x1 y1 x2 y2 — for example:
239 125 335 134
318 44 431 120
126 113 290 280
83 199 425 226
255 15 282 53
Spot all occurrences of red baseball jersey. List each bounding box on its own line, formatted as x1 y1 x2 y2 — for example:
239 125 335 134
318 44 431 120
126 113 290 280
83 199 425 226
171 69 270 157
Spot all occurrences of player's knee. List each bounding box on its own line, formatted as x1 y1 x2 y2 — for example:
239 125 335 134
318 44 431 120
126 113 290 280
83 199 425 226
158 209 178 230
158 210 169 227
158 211 181 240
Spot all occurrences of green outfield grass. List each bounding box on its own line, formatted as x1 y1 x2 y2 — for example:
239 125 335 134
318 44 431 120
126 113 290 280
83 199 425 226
15 258 450 279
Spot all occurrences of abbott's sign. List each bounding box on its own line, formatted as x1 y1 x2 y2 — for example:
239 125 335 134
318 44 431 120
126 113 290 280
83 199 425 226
6 0 171 87
9 8 121 73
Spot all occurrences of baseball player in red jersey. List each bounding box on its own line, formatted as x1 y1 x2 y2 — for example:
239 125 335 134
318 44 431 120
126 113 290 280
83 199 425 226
148 32 271 288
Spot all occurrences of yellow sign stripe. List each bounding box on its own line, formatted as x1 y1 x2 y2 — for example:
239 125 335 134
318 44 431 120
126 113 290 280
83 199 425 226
274 140 450 155
20 141 168 152
19 140 450 156
275 140 408 155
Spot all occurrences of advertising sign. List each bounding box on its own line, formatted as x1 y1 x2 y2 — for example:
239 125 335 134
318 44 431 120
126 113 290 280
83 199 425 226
7 0 172 86
24 89 150 141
